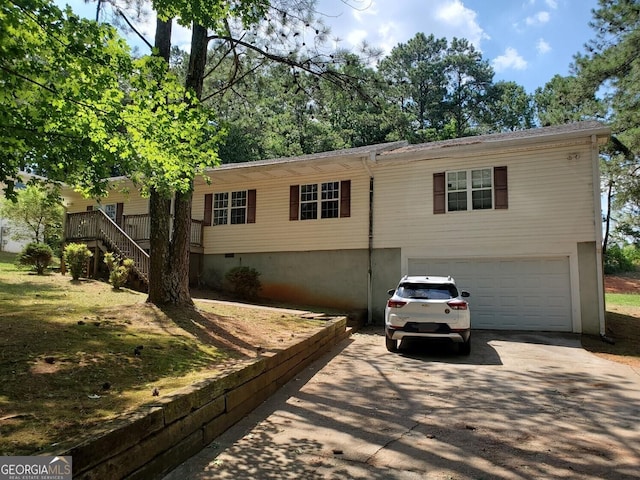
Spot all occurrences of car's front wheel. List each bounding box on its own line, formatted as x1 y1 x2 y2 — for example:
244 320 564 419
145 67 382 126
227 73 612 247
385 335 398 352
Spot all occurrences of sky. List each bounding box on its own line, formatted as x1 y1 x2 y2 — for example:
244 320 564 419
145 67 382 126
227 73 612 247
315 0 600 93
58 0 601 94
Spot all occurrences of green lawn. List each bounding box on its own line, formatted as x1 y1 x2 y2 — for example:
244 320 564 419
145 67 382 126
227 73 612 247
0 251 325 455
606 292 640 308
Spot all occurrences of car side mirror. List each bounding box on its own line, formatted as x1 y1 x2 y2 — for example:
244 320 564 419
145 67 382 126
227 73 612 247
461 291 470 298
387 288 395 296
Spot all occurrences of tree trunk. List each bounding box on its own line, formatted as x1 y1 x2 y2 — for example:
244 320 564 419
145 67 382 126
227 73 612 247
157 23 208 306
147 17 174 305
154 16 172 63
603 179 614 258
147 190 171 304
165 189 193 306
147 22 209 307
186 24 208 100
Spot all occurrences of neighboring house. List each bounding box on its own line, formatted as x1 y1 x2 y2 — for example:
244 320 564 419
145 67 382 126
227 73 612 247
0 217 26 253
60 121 610 335
0 180 28 253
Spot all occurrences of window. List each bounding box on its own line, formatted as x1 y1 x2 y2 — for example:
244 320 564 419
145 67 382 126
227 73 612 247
103 204 117 221
446 171 468 212
300 184 318 220
290 180 351 221
321 181 340 218
213 192 228 225
207 190 256 226
434 167 508 214
230 191 247 224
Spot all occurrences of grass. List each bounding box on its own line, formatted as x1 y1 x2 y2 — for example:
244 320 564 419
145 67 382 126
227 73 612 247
605 292 640 308
582 290 640 367
0 252 327 455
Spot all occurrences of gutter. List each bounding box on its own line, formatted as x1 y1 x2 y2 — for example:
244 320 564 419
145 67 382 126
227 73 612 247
363 154 375 325
591 134 606 337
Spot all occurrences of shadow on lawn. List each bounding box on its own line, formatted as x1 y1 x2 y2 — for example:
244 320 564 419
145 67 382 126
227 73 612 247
582 310 640 360
0 302 257 455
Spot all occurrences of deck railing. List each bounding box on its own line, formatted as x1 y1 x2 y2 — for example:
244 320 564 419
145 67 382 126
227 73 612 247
65 210 149 283
121 214 203 246
65 212 204 285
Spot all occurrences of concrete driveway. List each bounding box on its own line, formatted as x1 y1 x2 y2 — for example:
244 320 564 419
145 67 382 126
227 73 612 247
163 328 640 479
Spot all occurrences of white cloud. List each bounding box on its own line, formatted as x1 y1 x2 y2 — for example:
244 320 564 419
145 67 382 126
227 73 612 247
435 0 490 49
536 38 551 54
346 29 368 45
545 0 558 9
492 47 528 72
352 0 379 22
525 11 550 26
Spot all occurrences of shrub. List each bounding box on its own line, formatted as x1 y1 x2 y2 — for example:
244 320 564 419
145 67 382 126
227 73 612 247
64 243 93 280
603 243 640 274
17 242 53 275
104 252 133 289
225 266 261 299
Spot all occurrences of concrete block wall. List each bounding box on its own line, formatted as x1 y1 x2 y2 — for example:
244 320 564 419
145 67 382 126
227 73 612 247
58 317 349 480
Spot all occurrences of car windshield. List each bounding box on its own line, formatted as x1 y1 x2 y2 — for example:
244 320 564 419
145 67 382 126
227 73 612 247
396 283 458 299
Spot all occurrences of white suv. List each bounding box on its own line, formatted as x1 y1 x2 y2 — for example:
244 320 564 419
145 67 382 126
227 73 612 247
384 275 471 354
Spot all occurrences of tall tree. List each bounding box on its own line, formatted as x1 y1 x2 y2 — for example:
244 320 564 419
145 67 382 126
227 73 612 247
443 37 494 137
572 0 640 252
379 33 448 142
481 81 535 132
533 74 602 126
0 184 64 246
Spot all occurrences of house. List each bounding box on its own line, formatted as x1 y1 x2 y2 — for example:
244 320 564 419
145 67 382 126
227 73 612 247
61 121 610 335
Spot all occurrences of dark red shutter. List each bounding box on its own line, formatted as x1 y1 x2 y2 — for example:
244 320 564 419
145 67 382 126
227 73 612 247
203 193 213 226
494 166 508 209
340 180 351 218
247 189 256 223
115 203 124 226
433 172 446 214
289 185 299 221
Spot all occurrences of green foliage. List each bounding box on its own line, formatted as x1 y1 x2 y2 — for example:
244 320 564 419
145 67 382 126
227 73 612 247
17 242 53 275
225 266 261 299
103 252 134 289
64 243 92 280
0 183 64 253
604 243 639 274
0 0 135 197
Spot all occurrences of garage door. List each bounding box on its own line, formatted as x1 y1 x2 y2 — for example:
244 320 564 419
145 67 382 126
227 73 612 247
407 257 572 331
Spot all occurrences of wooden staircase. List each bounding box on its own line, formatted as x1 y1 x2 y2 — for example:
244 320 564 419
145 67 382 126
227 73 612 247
65 210 149 286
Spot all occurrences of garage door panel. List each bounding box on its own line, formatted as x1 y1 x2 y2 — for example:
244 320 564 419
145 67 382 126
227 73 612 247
407 257 572 331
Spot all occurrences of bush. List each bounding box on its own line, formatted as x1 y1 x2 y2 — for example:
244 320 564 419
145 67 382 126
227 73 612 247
225 266 261 299
104 252 133 289
604 243 637 274
17 242 53 275
64 243 93 280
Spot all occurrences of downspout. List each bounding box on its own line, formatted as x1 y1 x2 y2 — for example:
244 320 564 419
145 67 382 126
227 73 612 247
591 134 606 337
363 154 375 325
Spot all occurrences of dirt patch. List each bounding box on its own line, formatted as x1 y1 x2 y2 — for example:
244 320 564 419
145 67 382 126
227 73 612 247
604 274 640 294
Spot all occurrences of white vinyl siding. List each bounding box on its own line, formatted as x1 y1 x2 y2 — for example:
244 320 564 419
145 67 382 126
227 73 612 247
199 170 369 253
373 142 598 257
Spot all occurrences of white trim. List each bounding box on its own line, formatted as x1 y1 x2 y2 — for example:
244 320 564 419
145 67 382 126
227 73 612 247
591 134 606 336
569 245 582 333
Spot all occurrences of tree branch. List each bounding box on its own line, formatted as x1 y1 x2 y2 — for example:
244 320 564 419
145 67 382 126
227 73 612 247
117 9 153 51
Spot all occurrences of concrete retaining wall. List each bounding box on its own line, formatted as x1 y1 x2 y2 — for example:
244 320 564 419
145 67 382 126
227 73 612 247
60 317 349 480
